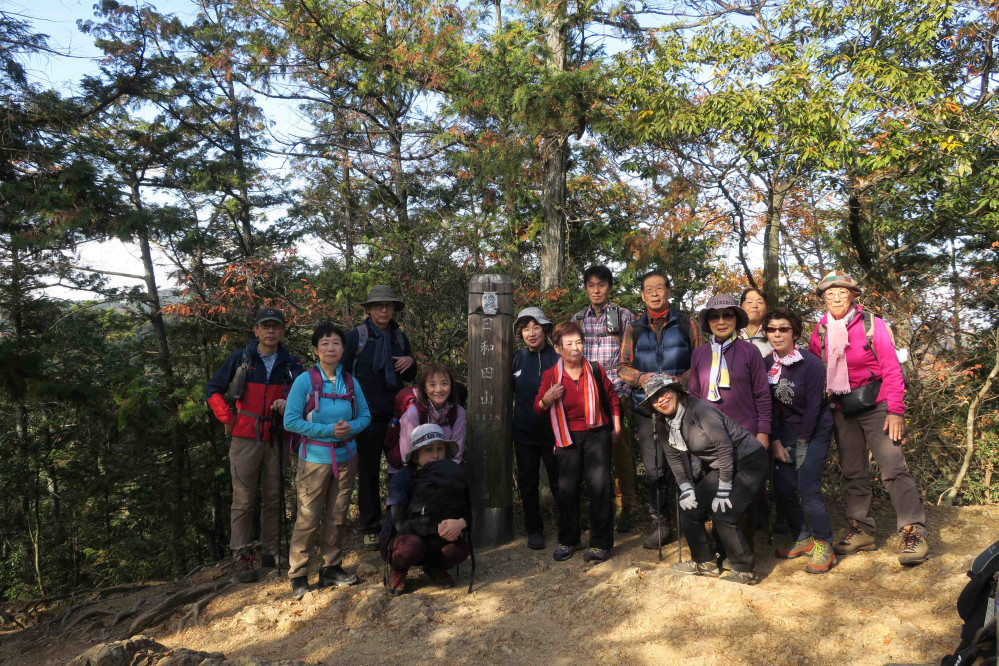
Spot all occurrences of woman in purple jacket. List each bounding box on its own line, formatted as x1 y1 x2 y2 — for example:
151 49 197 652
688 294 772 451
763 308 835 573
809 271 928 566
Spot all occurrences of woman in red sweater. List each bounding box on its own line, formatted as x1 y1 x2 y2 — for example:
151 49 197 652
535 321 621 563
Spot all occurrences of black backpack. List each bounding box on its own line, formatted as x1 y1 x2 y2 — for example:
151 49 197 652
404 460 469 546
941 540 999 665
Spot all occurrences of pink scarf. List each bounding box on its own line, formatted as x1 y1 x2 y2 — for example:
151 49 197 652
825 312 853 394
548 358 603 448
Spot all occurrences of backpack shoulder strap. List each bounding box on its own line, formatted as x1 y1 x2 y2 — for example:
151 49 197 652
393 327 405 352
817 322 828 364
862 310 879 362
342 370 356 420
304 366 323 415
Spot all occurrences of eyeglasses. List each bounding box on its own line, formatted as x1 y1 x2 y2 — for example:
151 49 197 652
765 326 793 334
707 312 737 322
368 303 394 311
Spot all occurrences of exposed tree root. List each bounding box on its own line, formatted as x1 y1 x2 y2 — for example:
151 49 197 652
128 580 232 637
64 608 117 631
176 588 226 633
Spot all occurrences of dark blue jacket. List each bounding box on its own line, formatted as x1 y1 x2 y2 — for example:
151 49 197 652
765 349 834 443
343 318 416 419
206 341 304 440
511 345 559 446
629 308 693 411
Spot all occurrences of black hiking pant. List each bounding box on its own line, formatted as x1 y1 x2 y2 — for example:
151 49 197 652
555 426 614 550
681 447 767 573
356 417 390 535
514 441 559 536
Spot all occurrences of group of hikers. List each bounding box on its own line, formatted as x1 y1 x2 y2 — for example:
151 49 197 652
205 266 930 596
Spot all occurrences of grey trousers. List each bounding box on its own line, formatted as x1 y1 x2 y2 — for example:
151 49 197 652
833 403 927 538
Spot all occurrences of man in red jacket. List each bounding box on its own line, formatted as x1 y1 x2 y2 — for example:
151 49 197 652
206 308 304 582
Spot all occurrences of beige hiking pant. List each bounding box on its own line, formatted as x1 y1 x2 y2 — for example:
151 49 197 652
288 459 355 579
229 436 281 555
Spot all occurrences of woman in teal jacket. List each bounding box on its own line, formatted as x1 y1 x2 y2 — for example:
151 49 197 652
284 323 371 599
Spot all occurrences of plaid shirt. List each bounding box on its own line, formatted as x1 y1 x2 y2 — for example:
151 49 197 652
574 302 636 398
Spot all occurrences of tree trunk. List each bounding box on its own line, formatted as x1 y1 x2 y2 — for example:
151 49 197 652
762 178 790 301
540 1 569 293
135 208 186 577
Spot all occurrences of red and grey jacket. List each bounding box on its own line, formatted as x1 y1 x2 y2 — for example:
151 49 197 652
205 341 304 441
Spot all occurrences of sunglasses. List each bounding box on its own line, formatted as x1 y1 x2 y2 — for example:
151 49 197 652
766 326 793 334
707 311 737 322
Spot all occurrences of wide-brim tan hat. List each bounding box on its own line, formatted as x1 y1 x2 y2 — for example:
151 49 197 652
361 285 405 311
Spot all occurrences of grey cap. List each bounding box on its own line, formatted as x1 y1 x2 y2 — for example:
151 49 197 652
361 285 405 311
513 306 552 332
698 294 749 331
638 375 687 414
406 423 458 464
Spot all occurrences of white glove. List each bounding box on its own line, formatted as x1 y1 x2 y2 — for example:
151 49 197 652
712 480 733 514
678 483 698 511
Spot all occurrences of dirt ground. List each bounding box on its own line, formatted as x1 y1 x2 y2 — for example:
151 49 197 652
3 501 996 666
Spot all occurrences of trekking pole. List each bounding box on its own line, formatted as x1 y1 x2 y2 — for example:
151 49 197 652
676 484 683 564
272 413 287 572
767 448 775 547
652 415 663 562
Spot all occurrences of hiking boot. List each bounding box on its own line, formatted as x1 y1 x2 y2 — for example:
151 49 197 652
236 550 258 583
898 526 929 566
721 570 758 585
363 533 379 552
583 548 610 563
776 537 815 560
615 506 633 533
261 553 288 569
527 533 546 550
291 576 310 600
425 567 455 589
672 561 722 577
553 543 580 561
388 570 406 597
833 521 877 555
671 561 701 575
318 565 358 587
641 518 673 549
805 540 836 574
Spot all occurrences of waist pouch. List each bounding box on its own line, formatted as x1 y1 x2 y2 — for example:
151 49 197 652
835 379 882 415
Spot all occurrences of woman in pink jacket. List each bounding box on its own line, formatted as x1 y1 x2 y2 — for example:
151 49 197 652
809 271 928 566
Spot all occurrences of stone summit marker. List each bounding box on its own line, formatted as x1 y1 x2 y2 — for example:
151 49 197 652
466 274 514 548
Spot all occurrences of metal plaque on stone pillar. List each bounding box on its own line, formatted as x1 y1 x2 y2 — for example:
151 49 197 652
467 274 514 548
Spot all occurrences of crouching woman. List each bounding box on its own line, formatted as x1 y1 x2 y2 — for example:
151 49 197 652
284 323 371 599
380 424 471 596
642 376 768 584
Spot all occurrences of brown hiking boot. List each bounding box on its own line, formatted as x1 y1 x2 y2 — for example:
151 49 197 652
425 567 455 589
236 550 258 583
776 537 814 559
833 521 877 555
898 526 929 566
805 540 836 574
388 570 407 596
